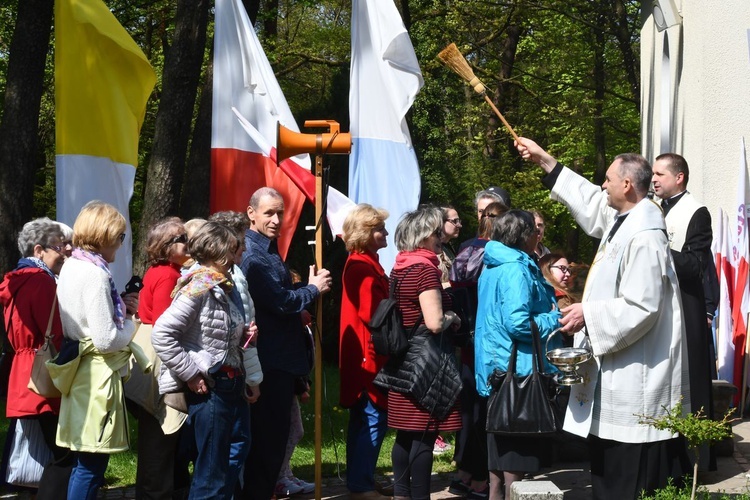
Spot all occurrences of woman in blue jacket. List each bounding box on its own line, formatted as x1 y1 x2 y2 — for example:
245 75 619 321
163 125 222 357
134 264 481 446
474 209 562 500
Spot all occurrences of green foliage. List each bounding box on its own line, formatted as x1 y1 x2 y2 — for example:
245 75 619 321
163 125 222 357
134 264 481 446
638 477 750 500
638 401 735 452
639 400 738 500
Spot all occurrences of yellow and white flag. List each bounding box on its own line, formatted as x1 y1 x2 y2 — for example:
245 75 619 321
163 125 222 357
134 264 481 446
55 0 155 287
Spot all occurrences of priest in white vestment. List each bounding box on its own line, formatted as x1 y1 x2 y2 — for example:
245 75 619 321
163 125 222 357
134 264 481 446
515 138 691 499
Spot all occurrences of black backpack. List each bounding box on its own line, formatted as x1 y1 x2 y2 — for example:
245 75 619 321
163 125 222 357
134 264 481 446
369 272 421 357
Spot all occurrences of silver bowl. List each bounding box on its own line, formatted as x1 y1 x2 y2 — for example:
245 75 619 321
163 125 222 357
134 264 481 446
545 329 592 385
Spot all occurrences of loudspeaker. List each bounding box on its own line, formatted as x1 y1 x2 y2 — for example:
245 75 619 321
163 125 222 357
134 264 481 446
652 0 682 31
277 120 351 163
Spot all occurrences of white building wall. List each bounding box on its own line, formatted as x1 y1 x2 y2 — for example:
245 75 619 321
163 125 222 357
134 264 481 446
641 0 750 219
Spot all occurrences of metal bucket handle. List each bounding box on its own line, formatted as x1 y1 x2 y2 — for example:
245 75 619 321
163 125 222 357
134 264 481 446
545 327 591 355
545 327 564 356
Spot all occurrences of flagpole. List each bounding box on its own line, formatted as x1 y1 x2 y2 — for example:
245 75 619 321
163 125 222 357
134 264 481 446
742 313 750 415
313 153 324 499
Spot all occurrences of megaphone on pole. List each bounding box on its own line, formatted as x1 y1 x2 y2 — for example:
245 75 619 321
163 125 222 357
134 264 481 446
276 120 351 163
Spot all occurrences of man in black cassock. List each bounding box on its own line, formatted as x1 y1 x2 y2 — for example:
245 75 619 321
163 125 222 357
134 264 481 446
652 153 716 471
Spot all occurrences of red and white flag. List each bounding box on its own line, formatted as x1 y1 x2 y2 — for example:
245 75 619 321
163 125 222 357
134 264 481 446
212 0 307 258
716 208 735 382
731 137 750 397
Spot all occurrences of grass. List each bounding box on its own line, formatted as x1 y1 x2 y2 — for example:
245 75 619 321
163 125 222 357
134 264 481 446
284 363 455 482
1 363 456 489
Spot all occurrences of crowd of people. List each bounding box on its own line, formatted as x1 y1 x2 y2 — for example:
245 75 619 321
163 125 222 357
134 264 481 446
0 140 717 500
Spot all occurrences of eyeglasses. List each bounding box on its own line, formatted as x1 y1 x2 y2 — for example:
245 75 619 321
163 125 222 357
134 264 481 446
44 245 65 253
550 265 571 274
119 233 126 243
446 218 462 226
169 234 187 245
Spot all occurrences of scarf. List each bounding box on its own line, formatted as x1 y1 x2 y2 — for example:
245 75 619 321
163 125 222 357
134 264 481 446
172 265 233 299
393 249 441 279
17 257 56 281
71 248 126 330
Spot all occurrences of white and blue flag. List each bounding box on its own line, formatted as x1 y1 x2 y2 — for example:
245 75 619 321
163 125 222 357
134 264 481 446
349 0 424 273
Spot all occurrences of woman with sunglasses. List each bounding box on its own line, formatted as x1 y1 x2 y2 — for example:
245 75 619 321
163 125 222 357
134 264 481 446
446 201 508 498
129 217 191 499
438 205 462 287
0 218 73 497
53 201 142 500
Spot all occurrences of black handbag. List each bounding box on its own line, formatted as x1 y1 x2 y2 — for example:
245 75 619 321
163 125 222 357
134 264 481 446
485 320 563 436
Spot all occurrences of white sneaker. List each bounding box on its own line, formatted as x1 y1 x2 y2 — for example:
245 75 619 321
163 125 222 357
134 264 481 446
292 476 315 494
275 476 304 497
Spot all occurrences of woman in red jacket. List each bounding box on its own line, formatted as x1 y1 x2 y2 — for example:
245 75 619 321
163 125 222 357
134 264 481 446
339 204 390 500
0 218 72 497
130 217 190 499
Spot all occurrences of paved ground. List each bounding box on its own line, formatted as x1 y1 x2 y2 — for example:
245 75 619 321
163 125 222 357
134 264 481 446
4 420 750 499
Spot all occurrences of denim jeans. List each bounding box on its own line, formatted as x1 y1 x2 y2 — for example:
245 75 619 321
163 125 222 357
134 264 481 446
67 452 109 500
346 393 388 492
187 370 251 500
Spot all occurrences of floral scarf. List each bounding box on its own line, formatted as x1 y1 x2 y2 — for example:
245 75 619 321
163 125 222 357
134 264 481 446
71 248 126 330
172 265 234 299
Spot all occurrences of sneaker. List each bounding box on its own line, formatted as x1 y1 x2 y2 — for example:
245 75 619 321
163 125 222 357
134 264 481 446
448 479 471 496
291 476 315 494
433 435 453 455
466 487 489 499
275 477 304 498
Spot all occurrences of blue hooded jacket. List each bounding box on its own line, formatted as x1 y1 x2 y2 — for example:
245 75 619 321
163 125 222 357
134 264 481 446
474 240 563 397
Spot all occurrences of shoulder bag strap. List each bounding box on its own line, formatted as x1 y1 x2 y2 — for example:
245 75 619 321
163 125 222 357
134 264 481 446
529 319 545 374
43 294 58 352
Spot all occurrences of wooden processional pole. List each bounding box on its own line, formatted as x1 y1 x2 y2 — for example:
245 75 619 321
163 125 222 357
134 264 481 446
278 119 350 499
313 153 324 499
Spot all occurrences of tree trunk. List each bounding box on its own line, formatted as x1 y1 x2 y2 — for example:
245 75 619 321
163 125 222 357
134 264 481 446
180 43 213 221
135 0 210 275
0 0 53 276
243 0 261 24
611 0 640 106
592 4 607 186
263 0 279 39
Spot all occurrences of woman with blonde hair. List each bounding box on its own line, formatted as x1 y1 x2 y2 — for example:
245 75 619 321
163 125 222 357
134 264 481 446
52 201 145 500
538 252 579 310
339 203 390 499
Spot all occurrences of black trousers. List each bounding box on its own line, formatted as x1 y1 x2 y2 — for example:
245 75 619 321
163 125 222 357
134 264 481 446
453 360 488 481
36 412 75 500
127 400 191 500
590 435 690 500
241 369 296 499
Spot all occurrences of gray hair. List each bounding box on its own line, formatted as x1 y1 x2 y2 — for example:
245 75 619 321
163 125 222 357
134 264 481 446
249 187 283 210
209 210 250 237
57 222 73 241
17 217 65 257
474 189 505 209
615 153 652 197
491 209 536 250
395 205 444 252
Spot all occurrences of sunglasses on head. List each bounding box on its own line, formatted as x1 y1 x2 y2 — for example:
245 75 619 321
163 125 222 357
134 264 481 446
169 234 187 245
